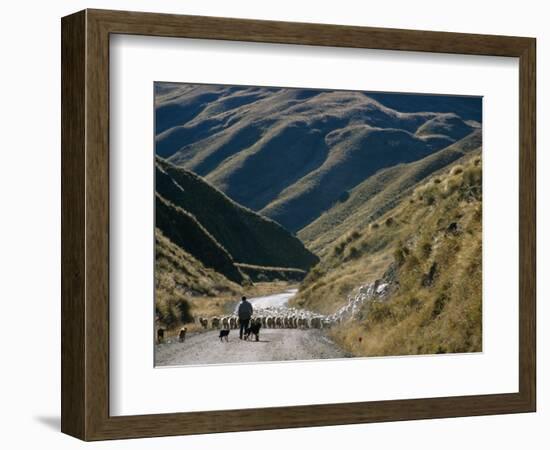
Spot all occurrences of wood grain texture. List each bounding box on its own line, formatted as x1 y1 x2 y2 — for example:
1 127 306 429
60 8 537 441
61 10 86 439
518 39 536 410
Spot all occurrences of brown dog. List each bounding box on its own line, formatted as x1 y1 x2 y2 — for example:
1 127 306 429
157 328 165 344
178 327 187 343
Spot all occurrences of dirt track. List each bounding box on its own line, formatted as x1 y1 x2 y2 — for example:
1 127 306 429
155 328 350 366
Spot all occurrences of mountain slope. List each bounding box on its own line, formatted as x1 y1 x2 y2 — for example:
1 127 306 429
155 228 241 328
366 92 483 122
257 125 455 232
155 84 481 233
155 193 245 283
156 228 241 296
156 158 318 270
291 152 482 356
299 129 482 255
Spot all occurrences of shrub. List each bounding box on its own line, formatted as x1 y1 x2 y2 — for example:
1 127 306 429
442 177 460 197
307 266 324 282
431 293 448 318
425 194 436 205
175 298 192 322
420 241 432 258
394 242 409 266
156 295 193 328
338 191 350 203
419 184 440 205
460 166 482 201
347 246 360 260
350 230 361 240
451 165 464 176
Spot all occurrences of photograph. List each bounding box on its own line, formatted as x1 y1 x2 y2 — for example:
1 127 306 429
153 83 483 367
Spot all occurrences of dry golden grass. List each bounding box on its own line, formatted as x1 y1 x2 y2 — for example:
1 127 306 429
295 152 482 356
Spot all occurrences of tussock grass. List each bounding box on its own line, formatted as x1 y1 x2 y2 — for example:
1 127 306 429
294 152 482 356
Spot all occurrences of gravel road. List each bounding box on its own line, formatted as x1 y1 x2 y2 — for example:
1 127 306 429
155 328 350 366
241 288 298 310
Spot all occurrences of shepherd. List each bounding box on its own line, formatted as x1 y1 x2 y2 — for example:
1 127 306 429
237 296 253 340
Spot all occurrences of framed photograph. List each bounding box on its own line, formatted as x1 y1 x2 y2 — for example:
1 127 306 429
61 9 536 440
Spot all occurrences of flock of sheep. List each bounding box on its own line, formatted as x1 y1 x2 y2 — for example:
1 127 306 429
197 280 389 331
197 308 329 330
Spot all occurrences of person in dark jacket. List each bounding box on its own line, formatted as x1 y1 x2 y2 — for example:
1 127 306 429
237 296 253 340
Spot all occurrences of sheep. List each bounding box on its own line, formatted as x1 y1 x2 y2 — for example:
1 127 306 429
261 316 267 327
266 317 274 328
275 317 283 328
211 317 220 329
221 317 230 329
198 317 208 329
283 317 290 328
229 316 237 329
376 283 388 295
178 327 187 342
310 317 322 329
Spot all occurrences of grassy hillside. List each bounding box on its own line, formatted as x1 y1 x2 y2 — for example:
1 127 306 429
156 84 481 232
258 125 453 231
155 229 241 328
156 158 318 270
415 113 480 140
366 92 483 122
299 130 482 256
291 152 482 356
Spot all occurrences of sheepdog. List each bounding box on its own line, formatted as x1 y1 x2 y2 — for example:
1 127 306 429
244 322 262 341
178 327 187 343
219 329 230 342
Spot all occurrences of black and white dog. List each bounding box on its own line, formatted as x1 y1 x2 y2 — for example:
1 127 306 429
244 322 262 341
219 329 230 342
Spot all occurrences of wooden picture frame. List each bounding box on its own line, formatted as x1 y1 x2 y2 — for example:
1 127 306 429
61 9 536 441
